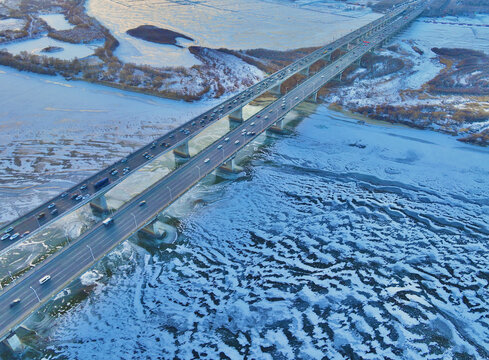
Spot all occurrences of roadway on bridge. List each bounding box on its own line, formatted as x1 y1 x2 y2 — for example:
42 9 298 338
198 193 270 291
0 1 425 339
0 0 416 253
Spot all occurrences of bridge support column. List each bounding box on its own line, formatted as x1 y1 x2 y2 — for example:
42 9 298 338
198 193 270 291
299 66 310 77
2 333 23 353
269 83 282 96
219 158 239 173
268 118 285 133
229 107 244 122
334 72 343 82
138 219 165 240
306 91 318 103
173 141 190 158
89 195 108 213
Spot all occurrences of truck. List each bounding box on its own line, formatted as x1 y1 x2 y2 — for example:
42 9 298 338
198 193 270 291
94 177 110 190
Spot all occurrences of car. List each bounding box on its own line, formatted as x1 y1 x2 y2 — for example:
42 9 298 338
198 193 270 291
169 134 174 139
217 145 223 149
161 142 167 147
192 122 196 126
82 195 90 200
121 158 128 163
37 212 45 219
110 169 118 176
1 234 10 241
103 217 114 226
139 200 146 206
61 192 68 198
204 158 210 163
75 195 82 201
150 142 156 149
256 115 261 118
9 233 19 240
71 193 79 200
80 184 87 191
224 137 230 142
51 208 58 215
235 140 240 145
250 122 255 126
39 275 51 285
22 231 30 238
265 116 269 119
48 203 55 209
247 132 252 136
5 226 13 233
9 298 21 307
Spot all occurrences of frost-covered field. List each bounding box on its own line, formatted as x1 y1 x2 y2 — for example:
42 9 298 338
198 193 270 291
0 65 219 224
331 15 489 132
86 0 380 67
45 106 489 359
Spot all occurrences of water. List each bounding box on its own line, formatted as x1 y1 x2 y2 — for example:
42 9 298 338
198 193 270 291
29 105 489 359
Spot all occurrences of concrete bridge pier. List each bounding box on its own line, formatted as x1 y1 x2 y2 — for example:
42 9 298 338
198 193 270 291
299 66 310 76
138 219 166 240
269 83 282 96
306 91 318 103
219 157 240 173
173 141 191 158
268 117 286 133
333 71 343 82
89 195 109 213
229 107 244 122
1 332 24 354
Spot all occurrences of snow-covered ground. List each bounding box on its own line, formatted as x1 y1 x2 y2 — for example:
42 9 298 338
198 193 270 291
86 0 380 67
0 18 25 32
39 14 74 31
1 37 102 60
330 15 489 133
0 65 220 224
402 15 489 54
44 105 489 359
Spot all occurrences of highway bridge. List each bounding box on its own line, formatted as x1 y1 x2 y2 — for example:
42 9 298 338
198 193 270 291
0 0 418 253
0 0 425 343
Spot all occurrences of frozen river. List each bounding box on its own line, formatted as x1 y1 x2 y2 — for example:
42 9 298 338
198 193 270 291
24 104 489 359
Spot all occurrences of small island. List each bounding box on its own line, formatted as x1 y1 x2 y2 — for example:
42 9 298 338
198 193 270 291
41 46 63 53
126 25 193 48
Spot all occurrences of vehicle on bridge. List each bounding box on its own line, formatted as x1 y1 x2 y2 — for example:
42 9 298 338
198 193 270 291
103 217 114 226
39 275 51 285
94 177 110 190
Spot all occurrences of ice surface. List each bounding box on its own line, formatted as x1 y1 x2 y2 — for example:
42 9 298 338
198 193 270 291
1 36 102 61
0 18 25 32
86 0 380 67
45 106 489 359
39 14 74 31
0 65 220 224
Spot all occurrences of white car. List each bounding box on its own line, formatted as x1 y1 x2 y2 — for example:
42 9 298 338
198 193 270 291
39 275 51 285
217 145 223 149
1 234 10 241
204 158 210 163
224 137 230 142
235 140 240 145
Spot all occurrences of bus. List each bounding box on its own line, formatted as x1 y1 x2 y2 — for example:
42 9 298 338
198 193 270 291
94 177 110 190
